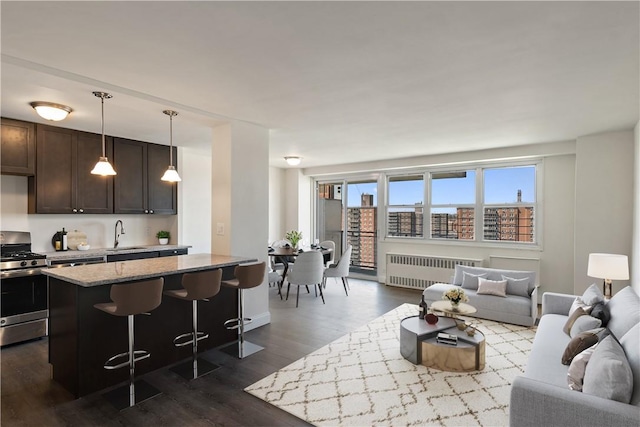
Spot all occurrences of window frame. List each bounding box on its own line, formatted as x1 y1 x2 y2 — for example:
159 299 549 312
385 173 426 239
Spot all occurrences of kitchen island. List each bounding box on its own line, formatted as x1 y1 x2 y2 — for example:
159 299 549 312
43 253 256 398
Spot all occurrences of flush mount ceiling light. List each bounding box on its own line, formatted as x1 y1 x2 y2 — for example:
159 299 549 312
30 101 73 121
285 156 302 166
90 92 117 176
161 110 182 182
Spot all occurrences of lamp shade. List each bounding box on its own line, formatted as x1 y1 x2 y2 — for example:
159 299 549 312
587 253 629 280
30 102 72 121
90 157 117 176
161 165 182 182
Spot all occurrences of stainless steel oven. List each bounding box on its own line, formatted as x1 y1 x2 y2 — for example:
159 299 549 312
0 231 48 346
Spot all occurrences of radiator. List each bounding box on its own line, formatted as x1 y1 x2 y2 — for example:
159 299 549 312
386 253 483 289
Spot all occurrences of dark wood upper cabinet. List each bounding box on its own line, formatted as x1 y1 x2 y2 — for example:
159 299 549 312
28 125 113 214
113 138 176 215
1 118 36 176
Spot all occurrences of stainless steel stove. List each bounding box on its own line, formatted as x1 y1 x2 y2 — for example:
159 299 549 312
0 231 48 346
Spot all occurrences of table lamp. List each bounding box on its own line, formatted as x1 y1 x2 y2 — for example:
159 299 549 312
587 253 629 299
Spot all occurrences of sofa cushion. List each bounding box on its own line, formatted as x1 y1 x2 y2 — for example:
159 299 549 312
461 271 487 291
502 275 530 297
477 277 507 297
523 314 571 387
619 323 640 405
562 330 599 365
583 335 633 403
567 345 597 391
581 283 605 306
570 316 602 338
606 286 640 340
590 301 610 327
452 265 536 294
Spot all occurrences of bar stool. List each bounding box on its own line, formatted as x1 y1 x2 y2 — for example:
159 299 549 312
220 262 266 359
163 269 222 380
93 278 164 410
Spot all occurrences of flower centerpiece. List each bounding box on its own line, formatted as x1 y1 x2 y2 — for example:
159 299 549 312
442 287 468 309
284 230 303 249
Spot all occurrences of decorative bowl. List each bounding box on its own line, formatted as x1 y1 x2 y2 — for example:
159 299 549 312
77 244 90 251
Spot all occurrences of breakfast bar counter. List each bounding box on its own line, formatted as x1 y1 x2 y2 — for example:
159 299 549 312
44 253 256 398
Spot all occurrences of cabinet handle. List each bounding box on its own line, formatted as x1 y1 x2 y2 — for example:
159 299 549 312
79 209 84 213
72 208 77 213
144 210 149 214
149 210 154 214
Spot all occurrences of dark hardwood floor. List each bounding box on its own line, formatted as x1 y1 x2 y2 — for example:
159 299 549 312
1 279 421 426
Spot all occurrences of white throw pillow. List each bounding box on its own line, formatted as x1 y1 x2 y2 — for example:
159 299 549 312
461 271 487 290
569 297 593 317
477 277 507 297
581 283 605 306
570 315 602 337
567 345 597 391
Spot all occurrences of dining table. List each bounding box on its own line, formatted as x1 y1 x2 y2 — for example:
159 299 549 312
267 246 333 297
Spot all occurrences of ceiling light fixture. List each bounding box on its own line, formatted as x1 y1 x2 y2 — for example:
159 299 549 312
90 92 117 176
30 101 73 121
285 156 302 166
161 110 182 182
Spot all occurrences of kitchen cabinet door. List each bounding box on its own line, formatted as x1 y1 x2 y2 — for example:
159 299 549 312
113 138 147 214
147 143 177 215
1 118 35 176
76 131 113 214
30 125 75 213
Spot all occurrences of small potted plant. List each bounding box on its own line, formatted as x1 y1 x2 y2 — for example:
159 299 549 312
284 230 303 249
156 230 170 245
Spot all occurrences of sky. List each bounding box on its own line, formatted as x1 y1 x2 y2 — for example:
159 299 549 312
345 166 535 207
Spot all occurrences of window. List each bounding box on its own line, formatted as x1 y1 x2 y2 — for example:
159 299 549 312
385 162 538 245
483 166 536 243
387 175 424 237
430 170 476 240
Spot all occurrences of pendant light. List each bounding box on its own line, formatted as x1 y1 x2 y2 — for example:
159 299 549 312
161 110 182 182
90 92 117 176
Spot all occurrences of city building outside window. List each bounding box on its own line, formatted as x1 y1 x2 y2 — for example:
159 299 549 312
387 175 424 238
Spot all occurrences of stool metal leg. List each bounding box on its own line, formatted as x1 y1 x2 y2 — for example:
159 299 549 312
221 288 264 359
171 300 219 380
102 314 161 411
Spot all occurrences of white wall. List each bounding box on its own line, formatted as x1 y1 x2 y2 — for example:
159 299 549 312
574 131 634 295
179 145 212 254
633 121 640 293
268 166 285 243
283 169 312 243
212 121 270 330
0 174 176 252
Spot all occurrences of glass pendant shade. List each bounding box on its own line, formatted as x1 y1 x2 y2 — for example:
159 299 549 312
162 110 181 182
90 91 116 176
30 102 73 121
91 157 117 176
161 165 182 182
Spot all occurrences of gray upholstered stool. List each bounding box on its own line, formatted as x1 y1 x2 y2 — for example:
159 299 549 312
220 262 266 358
164 269 222 380
93 278 164 410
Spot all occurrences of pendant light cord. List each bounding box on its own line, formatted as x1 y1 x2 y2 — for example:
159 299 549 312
101 95 106 157
169 113 174 166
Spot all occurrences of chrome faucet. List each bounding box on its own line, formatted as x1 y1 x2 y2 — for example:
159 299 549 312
114 220 125 248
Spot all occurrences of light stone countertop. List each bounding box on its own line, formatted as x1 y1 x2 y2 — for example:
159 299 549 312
40 244 192 262
42 253 256 287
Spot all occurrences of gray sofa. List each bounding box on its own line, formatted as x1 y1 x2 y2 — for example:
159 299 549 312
510 286 640 427
422 265 538 327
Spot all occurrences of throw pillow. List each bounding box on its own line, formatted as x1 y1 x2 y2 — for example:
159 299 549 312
581 283 605 306
461 271 487 291
562 330 599 365
567 345 597 391
501 275 529 297
563 307 587 336
589 301 610 327
569 297 592 317
477 277 507 297
569 315 602 338
605 286 640 339
619 323 640 405
583 335 634 403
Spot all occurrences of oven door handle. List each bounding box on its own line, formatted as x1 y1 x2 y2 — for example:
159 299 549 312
0 268 43 279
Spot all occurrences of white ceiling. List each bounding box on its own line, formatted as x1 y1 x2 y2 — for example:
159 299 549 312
1 1 638 169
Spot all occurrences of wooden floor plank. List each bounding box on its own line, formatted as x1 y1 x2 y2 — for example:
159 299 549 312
1 279 420 426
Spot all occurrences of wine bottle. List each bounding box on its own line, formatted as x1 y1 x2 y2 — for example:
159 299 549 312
419 295 426 319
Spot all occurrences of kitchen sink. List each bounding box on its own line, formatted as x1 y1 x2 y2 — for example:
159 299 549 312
105 246 146 252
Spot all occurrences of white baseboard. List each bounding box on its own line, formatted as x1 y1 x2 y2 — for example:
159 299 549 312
244 311 271 332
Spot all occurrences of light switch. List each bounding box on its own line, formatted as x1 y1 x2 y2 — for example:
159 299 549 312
216 223 225 235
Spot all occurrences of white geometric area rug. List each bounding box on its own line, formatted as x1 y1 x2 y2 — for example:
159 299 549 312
245 303 536 427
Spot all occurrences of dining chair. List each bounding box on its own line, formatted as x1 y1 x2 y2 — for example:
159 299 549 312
319 240 336 268
323 244 352 296
286 251 325 307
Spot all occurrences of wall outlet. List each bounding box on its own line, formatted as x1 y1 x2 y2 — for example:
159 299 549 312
216 223 225 236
